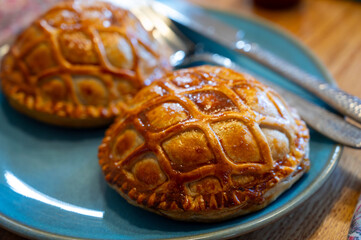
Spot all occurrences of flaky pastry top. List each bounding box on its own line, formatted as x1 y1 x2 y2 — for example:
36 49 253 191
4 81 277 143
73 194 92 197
1 0 170 121
99 66 309 215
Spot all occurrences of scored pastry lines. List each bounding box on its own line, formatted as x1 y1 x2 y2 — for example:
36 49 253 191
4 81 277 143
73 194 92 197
2 1 169 121
100 66 308 213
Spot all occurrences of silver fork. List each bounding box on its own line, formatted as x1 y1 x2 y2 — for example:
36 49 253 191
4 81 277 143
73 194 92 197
130 3 195 67
130 3 361 148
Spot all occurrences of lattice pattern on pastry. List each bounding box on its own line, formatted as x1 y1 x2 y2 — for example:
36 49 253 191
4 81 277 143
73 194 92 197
1 1 170 119
99 66 310 212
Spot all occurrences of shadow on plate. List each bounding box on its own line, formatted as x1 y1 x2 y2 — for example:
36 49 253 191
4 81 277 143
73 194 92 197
102 184 225 233
97 132 336 236
100 175 309 234
0 95 108 141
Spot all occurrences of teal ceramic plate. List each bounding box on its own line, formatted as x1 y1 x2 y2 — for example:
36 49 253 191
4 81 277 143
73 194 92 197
0 2 341 240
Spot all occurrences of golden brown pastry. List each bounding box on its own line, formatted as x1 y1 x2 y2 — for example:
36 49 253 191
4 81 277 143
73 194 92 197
0 1 170 127
99 66 310 222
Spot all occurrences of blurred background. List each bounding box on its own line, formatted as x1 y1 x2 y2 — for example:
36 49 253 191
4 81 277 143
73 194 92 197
0 0 361 239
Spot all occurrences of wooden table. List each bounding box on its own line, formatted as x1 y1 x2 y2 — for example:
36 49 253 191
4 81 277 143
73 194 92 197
187 0 361 239
1 0 361 239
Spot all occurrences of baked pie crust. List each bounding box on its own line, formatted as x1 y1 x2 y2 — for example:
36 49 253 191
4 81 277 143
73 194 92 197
1 1 170 127
99 66 309 221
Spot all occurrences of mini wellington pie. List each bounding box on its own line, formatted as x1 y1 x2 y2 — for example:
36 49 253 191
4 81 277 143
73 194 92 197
98 66 310 222
0 0 170 127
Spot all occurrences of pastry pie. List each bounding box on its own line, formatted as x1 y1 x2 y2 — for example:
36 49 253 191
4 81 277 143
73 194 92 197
0 1 170 127
99 66 310 222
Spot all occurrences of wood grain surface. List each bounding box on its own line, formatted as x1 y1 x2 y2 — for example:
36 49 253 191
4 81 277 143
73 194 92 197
186 0 361 239
2 0 361 239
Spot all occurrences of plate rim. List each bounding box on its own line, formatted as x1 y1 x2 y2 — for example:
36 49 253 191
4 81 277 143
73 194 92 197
169 7 343 240
0 5 342 240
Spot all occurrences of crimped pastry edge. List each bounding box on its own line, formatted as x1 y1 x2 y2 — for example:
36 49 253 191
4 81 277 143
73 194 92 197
98 66 311 221
0 0 171 128
107 155 308 222
6 92 118 128
104 140 309 222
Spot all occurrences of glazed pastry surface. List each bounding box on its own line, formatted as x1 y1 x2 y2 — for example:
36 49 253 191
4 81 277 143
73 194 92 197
99 66 310 221
1 0 170 127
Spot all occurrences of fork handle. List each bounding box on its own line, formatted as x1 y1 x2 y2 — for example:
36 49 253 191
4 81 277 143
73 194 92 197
236 42 361 124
